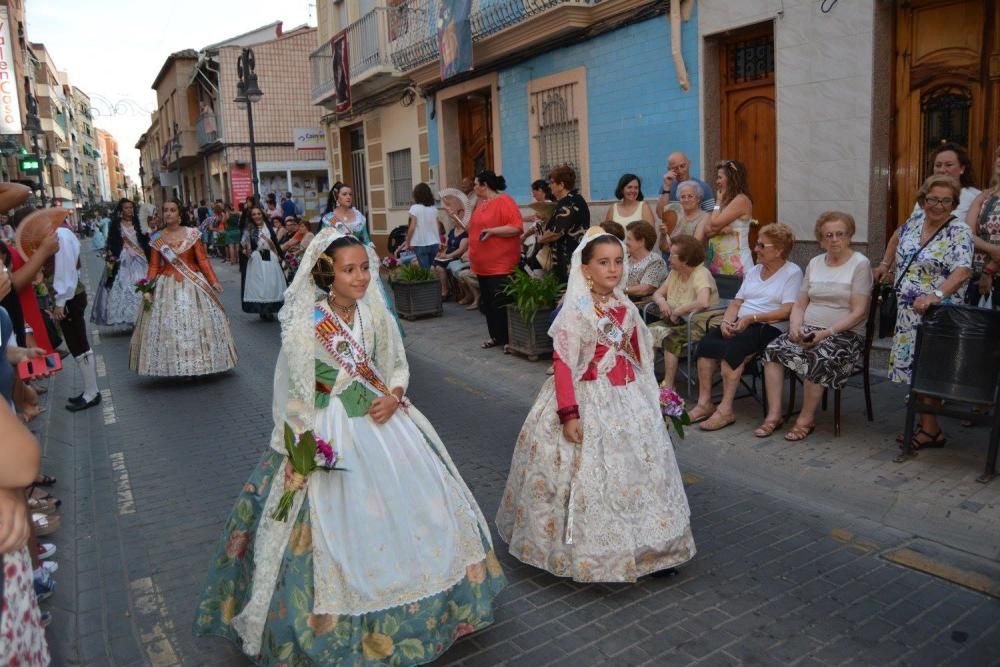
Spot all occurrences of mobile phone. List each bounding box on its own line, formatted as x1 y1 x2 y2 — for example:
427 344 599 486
479 231 489 241
16 353 62 380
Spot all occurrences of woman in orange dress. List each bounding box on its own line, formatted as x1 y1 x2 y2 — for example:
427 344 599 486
129 200 238 376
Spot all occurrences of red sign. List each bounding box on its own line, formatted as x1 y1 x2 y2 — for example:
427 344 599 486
230 164 253 204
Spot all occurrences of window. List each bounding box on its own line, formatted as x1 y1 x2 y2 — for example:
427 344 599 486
388 148 412 207
922 87 971 177
532 81 582 187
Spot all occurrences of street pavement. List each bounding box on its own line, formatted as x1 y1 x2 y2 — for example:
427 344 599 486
32 249 1000 666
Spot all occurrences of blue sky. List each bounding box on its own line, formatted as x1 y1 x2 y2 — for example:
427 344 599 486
26 0 314 183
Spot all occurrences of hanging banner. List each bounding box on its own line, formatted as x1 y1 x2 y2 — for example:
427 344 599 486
230 164 253 204
294 128 325 152
0 7 22 134
438 0 473 81
332 31 351 113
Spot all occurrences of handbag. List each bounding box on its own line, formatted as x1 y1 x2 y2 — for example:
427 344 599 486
878 217 953 338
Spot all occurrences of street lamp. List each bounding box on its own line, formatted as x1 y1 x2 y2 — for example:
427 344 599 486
172 121 184 204
45 152 55 203
24 91 47 206
234 47 263 200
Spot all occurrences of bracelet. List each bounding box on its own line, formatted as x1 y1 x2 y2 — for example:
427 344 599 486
879 260 889 267
752 314 758 323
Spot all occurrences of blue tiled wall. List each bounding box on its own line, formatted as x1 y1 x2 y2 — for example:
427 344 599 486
498 9 701 202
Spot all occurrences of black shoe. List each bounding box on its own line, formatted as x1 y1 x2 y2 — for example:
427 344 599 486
67 393 85 405
649 568 678 579
66 393 101 412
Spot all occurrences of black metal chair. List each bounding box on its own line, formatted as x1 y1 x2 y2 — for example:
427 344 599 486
896 305 1000 483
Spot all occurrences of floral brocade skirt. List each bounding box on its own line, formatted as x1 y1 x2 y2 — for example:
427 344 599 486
496 375 695 583
91 252 148 327
193 450 505 666
762 326 864 390
129 277 238 376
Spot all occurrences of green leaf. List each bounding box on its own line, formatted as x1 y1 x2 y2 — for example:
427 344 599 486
291 588 310 613
398 639 425 660
283 423 296 456
454 603 472 622
382 613 400 636
276 642 295 660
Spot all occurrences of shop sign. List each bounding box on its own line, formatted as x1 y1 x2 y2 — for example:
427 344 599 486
294 128 325 152
0 7 22 134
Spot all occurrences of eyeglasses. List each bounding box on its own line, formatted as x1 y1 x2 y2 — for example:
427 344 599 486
822 231 848 239
754 242 775 249
925 197 954 207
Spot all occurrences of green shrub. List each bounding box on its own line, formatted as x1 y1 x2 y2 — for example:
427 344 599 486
503 269 564 325
393 262 436 283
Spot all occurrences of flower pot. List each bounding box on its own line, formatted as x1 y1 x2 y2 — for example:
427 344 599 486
391 279 443 320
506 304 553 361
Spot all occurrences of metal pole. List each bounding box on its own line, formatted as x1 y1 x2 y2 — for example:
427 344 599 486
32 133 47 207
247 101 259 200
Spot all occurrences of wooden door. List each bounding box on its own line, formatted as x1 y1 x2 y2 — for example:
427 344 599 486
892 0 1000 231
720 25 777 235
458 94 493 178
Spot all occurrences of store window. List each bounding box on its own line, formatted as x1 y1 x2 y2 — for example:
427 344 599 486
388 148 412 207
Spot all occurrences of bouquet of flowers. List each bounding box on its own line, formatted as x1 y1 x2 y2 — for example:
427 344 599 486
272 423 344 522
659 387 692 439
381 255 399 270
283 251 301 276
134 278 157 311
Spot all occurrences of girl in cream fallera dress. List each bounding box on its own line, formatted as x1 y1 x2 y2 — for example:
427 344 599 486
497 228 695 582
194 224 504 665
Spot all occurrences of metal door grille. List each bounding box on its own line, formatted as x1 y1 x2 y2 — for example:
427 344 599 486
532 82 581 182
350 127 369 218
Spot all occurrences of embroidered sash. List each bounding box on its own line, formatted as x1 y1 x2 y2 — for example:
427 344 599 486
593 303 641 371
122 231 144 258
314 307 394 399
151 236 224 310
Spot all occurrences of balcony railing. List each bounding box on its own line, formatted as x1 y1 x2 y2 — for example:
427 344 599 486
196 111 220 147
310 7 398 104
389 0 597 72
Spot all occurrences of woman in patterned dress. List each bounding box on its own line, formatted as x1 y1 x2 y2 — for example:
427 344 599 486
91 198 150 327
704 160 754 277
965 145 1000 307
496 227 695 582
193 225 504 665
623 220 668 300
129 200 238 376
874 175 974 450
758 212 872 441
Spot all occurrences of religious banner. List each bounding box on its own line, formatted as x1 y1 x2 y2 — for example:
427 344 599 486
438 0 473 81
230 164 253 204
332 31 351 113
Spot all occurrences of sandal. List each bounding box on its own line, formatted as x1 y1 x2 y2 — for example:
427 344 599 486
753 419 784 438
32 513 61 536
688 404 715 424
481 339 499 349
35 474 57 487
910 429 947 451
29 488 61 507
699 411 735 432
503 344 512 355
466 302 480 311
784 423 815 441
28 498 57 515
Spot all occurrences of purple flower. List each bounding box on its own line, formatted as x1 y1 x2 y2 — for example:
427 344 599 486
315 437 337 467
659 387 685 418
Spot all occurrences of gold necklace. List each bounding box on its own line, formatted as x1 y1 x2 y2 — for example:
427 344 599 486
591 290 614 305
327 294 357 321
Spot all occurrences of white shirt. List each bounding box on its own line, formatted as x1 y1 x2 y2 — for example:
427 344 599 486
408 204 440 247
53 226 81 308
735 261 803 332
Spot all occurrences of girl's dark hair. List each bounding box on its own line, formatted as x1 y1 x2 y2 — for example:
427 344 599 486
716 160 751 202
312 235 365 291
531 179 555 201
412 182 434 206
614 173 644 201
163 198 194 227
929 142 975 188
9 206 32 230
108 198 150 258
475 170 507 192
324 181 345 214
581 234 623 264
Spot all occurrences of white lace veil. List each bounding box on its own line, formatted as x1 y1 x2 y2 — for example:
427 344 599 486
549 227 657 383
270 223 389 449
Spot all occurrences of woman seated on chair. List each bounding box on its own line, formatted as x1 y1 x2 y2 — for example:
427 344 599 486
649 235 720 389
623 221 668 300
693 223 802 431
757 212 873 441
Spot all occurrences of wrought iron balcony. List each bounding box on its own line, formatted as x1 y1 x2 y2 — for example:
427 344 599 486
310 7 400 107
196 110 220 147
388 0 596 72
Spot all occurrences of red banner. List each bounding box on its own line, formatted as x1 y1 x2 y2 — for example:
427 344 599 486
230 164 253 204
332 31 351 113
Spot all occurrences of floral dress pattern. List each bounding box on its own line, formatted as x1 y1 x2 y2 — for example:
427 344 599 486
626 253 668 291
888 216 973 383
706 217 753 277
1 547 50 666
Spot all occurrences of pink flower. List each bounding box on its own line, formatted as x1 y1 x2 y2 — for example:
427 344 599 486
452 623 476 641
659 387 684 418
315 437 337 467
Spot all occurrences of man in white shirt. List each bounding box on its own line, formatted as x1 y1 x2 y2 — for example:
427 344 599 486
52 220 101 412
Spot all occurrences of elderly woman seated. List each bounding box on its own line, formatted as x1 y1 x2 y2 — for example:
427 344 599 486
693 222 803 431
649 235 720 389
623 220 668 300
756 212 872 441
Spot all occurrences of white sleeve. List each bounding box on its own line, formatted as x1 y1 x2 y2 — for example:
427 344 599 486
53 229 79 308
781 266 804 304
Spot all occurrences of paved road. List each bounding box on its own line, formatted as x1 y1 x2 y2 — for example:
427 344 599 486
44 252 1000 666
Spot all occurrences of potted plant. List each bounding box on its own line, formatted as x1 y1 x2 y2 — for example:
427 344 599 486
503 270 564 360
387 260 442 320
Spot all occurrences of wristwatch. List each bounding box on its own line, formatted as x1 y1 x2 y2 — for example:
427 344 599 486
932 289 945 300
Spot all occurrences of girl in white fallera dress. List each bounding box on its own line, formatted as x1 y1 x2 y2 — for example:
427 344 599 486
194 224 504 665
496 227 695 582
91 198 150 327
240 205 287 320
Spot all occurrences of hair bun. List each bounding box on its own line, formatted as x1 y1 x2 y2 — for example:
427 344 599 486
495 175 507 191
